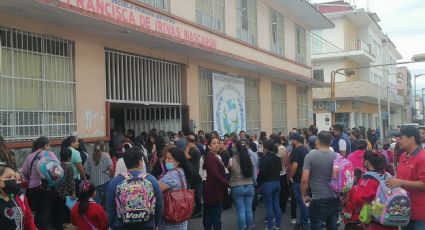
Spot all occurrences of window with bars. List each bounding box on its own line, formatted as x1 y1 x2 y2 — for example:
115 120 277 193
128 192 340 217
271 82 287 134
245 78 260 136
198 68 260 135
297 87 309 129
0 27 75 142
135 0 170 11
270 9 284 56
237 0 257 45
295 25 306 64
196 0 225 33
198 68 214 132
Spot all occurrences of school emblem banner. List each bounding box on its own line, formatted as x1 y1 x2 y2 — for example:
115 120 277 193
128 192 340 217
213 73 246 137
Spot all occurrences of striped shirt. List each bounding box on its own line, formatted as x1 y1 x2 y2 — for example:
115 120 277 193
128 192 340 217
84 152 112 187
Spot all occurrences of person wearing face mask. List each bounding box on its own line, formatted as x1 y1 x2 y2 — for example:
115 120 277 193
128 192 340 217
0 164 36 230
158 147 194 230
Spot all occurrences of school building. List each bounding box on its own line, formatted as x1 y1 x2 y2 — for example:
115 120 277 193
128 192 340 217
0 0 333 148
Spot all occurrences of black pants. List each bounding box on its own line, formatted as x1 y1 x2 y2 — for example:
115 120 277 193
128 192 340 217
193 180 202 214
279 174 289 212
28 187 57 230
51 196 69 230
290 183 297 219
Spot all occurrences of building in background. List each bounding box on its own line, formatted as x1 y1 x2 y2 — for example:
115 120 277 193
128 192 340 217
0 0 333 152
396 66 412 124
311 1 403 137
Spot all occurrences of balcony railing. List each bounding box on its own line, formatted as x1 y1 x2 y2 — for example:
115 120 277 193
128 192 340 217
344 40 373 56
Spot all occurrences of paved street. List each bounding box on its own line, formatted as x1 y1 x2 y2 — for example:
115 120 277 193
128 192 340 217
188 201 345 230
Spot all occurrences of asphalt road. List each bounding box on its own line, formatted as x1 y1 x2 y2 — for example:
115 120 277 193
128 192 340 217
188 201 345 230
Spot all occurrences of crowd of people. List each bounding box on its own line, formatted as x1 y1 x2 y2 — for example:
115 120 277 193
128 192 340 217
0 123 424 230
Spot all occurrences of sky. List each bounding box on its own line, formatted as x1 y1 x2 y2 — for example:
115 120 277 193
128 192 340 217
311 0 425 88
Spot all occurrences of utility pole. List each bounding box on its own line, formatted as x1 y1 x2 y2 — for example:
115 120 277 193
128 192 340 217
377 77 383 144
387 86 390 134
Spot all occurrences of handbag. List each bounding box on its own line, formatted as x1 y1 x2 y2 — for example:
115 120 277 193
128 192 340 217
163 170 195 224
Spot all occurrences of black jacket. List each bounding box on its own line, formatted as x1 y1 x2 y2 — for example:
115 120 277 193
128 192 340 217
257 152 282 185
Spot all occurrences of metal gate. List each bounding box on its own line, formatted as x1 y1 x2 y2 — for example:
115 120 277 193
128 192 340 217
105 49 182 132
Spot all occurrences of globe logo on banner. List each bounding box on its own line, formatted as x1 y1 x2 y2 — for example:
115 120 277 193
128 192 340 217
213 73 246 137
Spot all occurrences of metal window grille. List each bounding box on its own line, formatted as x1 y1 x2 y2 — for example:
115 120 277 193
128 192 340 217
196 0 225 33
105 49 182 105
0 27 75 142
270 9 284 56
198 68 214 132
134 0 170 11
296 25 306 64
124 106 181 134
272 82 287 134
297 87 309 129
245 78 260 136
237 0 257 45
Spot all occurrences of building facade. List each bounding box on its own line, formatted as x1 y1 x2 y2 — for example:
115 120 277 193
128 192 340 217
311 1 403 136
396 66 412 124
0 0 333 148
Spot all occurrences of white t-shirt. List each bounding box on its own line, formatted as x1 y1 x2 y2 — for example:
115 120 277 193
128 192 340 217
114 157 146 177
338 139 347 151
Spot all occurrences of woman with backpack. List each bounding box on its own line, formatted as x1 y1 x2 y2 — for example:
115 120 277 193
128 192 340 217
21 137 59 230
0 163 36 230
227 142 254 230
71 181 109 230
343 150 398 230
61 136 87 193
158 147 193 230
84 140 113 207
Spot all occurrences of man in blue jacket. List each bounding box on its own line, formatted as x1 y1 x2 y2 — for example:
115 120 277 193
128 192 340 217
106 147 164 230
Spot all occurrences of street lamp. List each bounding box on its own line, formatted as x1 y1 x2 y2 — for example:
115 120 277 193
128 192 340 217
330 59 425 144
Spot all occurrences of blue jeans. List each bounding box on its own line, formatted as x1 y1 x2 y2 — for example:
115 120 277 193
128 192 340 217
231 185 255 230
309 197 339 230
261 181 281 230
203 203 222 230
292 182 309 227
95 181 109 207
402 220 425 230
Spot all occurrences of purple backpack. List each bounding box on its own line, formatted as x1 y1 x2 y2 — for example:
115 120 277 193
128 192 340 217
329 153 354 193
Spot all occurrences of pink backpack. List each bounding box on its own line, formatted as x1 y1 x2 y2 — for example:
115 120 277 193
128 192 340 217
330 153 354 193
366 171 411 226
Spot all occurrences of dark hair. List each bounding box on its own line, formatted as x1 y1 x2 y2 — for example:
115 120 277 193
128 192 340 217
93 140 106 165
309 125 318 135
155 136 166 158
60 148 72 162
317 131 332 146
77 139 87 152
383 143 390 151
236 142 253 178
351 129 360 139
259 131 267 143
0 164 15 177
0 135 15 169
263 139 278 153
399 126 421 145
78 181 96 215
61 136 77 152
127 129 135 136
33 136 49 151
332 124 344 132
123 147 144 169
167 147 193 185
363 150 387 172
356 139 368 150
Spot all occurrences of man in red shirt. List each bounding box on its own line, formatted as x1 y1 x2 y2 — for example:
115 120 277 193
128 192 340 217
386 126 425 230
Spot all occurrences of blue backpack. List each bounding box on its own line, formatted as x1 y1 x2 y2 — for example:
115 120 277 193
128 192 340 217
36 151 64 188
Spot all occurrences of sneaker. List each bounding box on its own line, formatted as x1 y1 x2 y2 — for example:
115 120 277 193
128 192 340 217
261 217 268 223
291 218 297 224
292 224 305 230
273 228 281 230
191 211 202 218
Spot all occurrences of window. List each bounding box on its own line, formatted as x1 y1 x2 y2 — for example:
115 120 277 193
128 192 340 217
270 9 284 56
311 30 323 54
0 27 75 142
135 0 170 11
196 0 225 33
198 68 214 132
296 25 306 64
245 78 260 136
237 0 257 45
313 69 324 82
297 87 309 129
271 82 287 134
